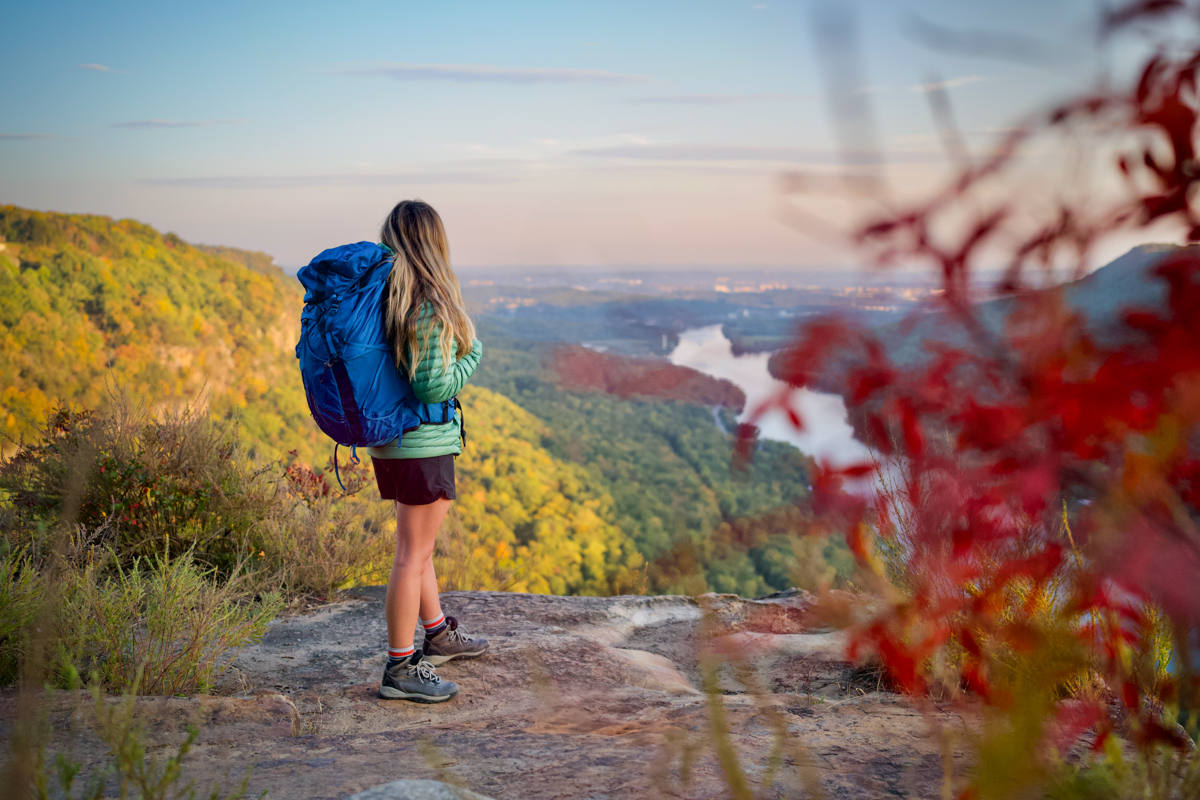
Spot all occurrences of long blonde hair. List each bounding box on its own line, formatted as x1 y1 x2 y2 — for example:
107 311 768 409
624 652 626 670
380 200 475 379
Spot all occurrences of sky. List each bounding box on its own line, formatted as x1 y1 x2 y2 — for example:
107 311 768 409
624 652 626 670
0 0 1120 270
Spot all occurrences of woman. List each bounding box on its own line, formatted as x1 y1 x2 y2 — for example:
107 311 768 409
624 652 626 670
370 200 488 703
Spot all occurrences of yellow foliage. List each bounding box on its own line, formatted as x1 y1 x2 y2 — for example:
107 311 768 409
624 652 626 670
436 386 645 596
0 206 324 464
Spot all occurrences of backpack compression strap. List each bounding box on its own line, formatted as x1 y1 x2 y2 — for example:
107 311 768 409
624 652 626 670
454 397 465 446
332 443 361 493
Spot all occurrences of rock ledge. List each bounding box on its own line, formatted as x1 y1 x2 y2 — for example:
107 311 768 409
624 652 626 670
1 589 967 799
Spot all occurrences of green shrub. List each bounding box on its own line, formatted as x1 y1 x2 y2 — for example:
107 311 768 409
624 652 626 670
0 398 279 573
58 551 281 695
1 546 281 694
1 399 397 601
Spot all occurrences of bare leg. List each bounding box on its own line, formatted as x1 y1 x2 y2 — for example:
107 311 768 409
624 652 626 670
385 498 451 654
419 555 443 625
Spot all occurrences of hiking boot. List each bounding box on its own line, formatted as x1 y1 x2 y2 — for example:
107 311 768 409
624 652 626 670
423 616 490 666
379 652 458 703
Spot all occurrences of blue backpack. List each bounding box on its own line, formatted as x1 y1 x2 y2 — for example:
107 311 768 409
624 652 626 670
295 242 456 461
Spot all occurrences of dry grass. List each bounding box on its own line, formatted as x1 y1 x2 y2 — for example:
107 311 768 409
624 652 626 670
256 489 393 597
0 398 391 696
255 452 394 597
0 395 278 572
59 551 282 695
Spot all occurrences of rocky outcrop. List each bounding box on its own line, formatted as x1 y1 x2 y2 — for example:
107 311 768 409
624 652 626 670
1 589 969 799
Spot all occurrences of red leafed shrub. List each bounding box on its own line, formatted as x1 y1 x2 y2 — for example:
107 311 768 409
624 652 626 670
283 449 332 502
749 0 1200 792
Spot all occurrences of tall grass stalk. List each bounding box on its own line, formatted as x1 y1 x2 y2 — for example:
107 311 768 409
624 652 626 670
86 670 259 800
0 544 45 685
61 550 281 695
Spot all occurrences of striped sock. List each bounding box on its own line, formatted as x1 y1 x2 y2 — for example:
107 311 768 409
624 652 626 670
386 645 415 668
421 613 447 639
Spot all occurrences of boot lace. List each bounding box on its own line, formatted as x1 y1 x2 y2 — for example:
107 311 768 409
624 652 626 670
445 628 474 644
442 616 474 644
408 659 442 684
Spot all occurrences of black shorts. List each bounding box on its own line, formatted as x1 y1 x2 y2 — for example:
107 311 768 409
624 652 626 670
371 455 456 505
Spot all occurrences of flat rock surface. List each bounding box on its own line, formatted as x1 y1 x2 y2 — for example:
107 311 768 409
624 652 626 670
347 778 496 800
1 589 971 799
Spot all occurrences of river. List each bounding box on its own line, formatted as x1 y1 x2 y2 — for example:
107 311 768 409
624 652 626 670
669 325 870 468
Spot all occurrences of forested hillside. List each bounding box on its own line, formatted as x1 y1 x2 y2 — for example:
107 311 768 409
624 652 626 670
447 387 646 595
472 341 821 596
0 206 324 463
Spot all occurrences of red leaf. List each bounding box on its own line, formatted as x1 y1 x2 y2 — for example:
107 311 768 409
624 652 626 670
838 463 876 479
900 400 925 459
846 521 868 559
1134 716 1195 750
991 545 1064 588
952 523 971 559
1122 680 1139 710
1048 701 1103 756
962 662 990 699
955 401 1025 452
866 414 893 455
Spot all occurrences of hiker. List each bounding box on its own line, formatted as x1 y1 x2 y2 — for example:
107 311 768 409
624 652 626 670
296 199 489 704
369 200 489 702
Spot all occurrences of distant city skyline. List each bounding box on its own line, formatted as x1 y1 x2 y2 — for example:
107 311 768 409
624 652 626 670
1 0 1131 270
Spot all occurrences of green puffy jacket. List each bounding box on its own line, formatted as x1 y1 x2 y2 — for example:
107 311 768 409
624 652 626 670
367 303 482 460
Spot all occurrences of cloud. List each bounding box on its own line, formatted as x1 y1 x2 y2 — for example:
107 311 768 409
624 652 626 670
910 75 987 93
572 142 945 165
78 63 130 74
343 62 650 85
109 119 245 129
903 15 1072 66
138 171 514 189
630 93 802 105
0 133 56 141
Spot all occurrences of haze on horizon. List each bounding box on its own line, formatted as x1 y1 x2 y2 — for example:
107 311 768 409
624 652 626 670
1 0 1117 270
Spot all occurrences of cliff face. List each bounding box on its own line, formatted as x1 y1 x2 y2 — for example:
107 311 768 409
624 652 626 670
2 589 968 799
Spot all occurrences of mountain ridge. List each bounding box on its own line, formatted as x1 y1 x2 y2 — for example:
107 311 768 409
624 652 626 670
766 243 1190 383
0 205 321 462
875 242 1186 365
